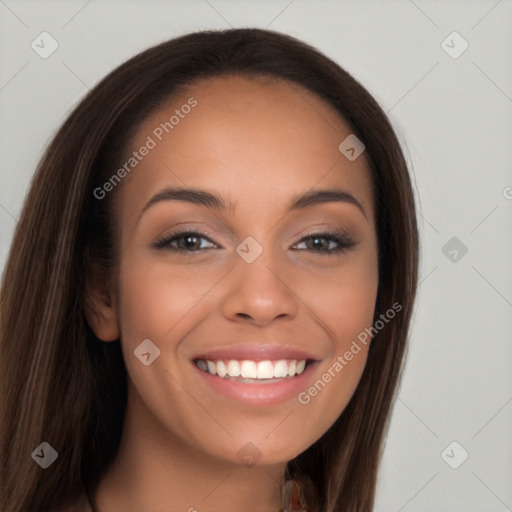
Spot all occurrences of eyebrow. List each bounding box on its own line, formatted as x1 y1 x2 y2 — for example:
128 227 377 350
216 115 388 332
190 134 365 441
137 186 368 224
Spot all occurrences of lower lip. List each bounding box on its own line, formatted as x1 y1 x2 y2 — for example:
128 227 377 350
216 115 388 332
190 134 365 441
193 361 318 406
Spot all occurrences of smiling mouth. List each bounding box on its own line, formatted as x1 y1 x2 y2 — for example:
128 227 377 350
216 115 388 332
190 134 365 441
194 358 312 383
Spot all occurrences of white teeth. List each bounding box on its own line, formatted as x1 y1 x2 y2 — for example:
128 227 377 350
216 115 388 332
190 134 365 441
257 360 274 379
207 360 217 375
196 358 308 379
273 360 288 378
216 360 227 378
240 360 257 378
227 360 241 377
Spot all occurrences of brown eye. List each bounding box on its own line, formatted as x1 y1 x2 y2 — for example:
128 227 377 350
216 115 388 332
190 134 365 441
152 230 218 252
293 231 357 256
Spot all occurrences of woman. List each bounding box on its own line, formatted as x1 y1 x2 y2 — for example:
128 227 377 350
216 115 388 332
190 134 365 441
0 28 419 512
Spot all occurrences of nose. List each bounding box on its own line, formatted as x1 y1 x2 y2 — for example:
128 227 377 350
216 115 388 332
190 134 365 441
220 248 299 327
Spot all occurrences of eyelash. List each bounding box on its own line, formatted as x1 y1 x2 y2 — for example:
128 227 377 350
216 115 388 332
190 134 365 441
151 229 357 256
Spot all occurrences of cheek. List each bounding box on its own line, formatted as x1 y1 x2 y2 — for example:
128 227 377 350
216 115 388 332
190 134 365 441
324 273 378 348
304 253 379 344
293 253 378 416
117 255 218 341
115 257 225 442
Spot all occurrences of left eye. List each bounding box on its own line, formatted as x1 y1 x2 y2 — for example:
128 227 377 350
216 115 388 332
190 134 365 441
292 231 356 255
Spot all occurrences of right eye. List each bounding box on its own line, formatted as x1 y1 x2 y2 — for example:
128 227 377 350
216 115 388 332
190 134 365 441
151 230 219 253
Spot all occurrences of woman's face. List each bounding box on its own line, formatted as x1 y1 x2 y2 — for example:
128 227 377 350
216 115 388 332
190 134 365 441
107 74 378 467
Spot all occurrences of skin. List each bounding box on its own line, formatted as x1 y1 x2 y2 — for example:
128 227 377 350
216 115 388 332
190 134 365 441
87 74 379 512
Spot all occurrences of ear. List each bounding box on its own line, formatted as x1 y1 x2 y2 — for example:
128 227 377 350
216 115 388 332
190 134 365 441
84 282 120 342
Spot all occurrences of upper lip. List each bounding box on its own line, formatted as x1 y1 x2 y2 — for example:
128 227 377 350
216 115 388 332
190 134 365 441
192 344 320 362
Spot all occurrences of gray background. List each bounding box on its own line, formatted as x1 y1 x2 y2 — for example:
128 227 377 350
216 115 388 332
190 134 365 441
1 0 511 510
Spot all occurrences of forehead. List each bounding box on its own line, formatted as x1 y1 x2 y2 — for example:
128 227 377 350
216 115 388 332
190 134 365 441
119 74 374 226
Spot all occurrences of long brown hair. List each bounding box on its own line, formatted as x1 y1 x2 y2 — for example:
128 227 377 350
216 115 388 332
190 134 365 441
0 28 419 512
